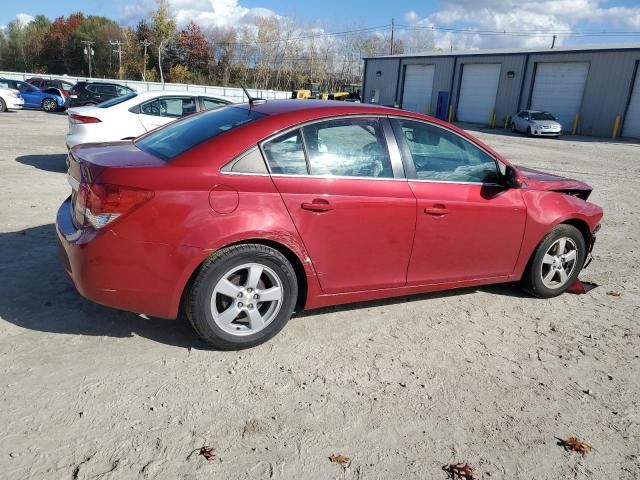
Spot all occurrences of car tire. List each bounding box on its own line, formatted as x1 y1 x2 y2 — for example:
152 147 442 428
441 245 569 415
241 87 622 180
526 126 532 137
521 224 586 298
42 98 57 112
510 122 516 133
0 98 6 112
185 244 298 350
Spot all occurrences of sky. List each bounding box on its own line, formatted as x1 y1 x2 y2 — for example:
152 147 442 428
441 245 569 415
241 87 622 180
2 0 640 50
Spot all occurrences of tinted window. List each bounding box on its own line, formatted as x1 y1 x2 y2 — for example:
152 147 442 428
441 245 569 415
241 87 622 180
140 96 197 117
202 97 231 111
222 147 268 174
31 80 42 87
116 86 132 95
135 106 266 161
518 112 528 119
17 82 34 93
97 92 137 108
96 85 117 95
301 118 392 178
262 130 307 175
398 120 498 183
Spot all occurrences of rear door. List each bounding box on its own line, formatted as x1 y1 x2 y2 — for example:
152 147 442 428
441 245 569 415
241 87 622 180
392 118 526 285
263 117 416 294
17 82 40 107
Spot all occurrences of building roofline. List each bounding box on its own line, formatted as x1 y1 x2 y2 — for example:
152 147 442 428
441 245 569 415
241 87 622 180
363 43 640 60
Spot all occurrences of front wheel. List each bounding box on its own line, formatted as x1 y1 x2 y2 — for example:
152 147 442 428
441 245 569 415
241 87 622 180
521 224 586 298
185 244 298 350
42 98 57 112
526 126 533 137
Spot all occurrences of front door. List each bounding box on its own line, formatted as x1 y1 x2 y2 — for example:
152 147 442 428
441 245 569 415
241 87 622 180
263 117 416 294
392 118 526 285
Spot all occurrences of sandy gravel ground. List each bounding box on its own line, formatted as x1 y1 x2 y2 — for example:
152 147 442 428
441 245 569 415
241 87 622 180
0 110 638 480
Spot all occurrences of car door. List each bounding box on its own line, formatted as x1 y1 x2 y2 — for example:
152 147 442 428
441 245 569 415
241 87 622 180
17 82 39 107
137 96 197 131
391 118 526 285
263 117 417 294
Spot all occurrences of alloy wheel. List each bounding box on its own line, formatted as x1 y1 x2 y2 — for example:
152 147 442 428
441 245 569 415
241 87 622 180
210 263 283 336
540 237 578 289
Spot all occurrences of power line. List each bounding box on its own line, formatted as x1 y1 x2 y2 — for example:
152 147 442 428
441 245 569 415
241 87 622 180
395 24 640 38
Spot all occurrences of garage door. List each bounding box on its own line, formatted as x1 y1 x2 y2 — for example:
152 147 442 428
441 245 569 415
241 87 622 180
402 65 435 114
530 62 589 131
622 67 640 138
456 64 501 124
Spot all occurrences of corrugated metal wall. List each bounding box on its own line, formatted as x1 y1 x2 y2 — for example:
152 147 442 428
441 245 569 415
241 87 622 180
363 48 640 138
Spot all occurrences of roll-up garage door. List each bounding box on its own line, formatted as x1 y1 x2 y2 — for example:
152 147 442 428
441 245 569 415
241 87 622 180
456 63 501 124
530 62 589 131
622 67 640 138
401 65 435 114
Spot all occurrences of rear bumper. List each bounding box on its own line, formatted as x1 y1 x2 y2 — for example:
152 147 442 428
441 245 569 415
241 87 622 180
6 97 24 109
56 197 202 318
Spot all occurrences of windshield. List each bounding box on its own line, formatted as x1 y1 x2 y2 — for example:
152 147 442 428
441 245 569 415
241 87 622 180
531 112 556 121
97 92 137 108
135 106 266 161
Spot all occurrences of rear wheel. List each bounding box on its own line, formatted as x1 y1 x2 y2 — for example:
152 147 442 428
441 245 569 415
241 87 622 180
0 98 6 112
526 126 532 137
510 122 516 133
521 224 586 298
42 98 57 112
185 244 298 350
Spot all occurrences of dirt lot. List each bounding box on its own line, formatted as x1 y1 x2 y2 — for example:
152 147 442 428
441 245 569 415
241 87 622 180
0 109 638 480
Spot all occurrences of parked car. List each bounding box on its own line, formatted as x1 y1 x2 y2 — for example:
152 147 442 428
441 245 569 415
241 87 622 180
27 77 75 98
57 101 603 349
0 78 65 112
511 110 562 137
0 86 24 112
66 81 135 108
66 90 234 148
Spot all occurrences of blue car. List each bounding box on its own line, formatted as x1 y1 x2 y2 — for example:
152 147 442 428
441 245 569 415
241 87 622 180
0 78 65 112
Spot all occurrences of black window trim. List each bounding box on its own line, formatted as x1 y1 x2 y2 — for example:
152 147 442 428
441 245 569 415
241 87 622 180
389 116 504 186
255 115 408 181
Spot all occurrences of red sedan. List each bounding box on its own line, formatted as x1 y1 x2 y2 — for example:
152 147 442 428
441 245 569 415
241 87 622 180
56 101 603 349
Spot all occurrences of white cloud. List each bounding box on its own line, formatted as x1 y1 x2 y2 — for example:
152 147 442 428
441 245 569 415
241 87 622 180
404 0 640 50
15 13 35 27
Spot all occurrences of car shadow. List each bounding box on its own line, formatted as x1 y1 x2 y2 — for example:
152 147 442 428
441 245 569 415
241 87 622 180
0 224 530 348
16 154 68 173
0 224 207 349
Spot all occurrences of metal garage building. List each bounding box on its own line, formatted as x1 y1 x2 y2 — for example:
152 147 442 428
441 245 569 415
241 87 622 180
362 44 640 138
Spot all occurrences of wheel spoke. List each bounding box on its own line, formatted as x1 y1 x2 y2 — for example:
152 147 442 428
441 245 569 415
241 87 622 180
543 254 555 265
217 305 241 326
246 265 263 289
563 250 577 263
543 269 556 284
557 238 567 255
247 308 265 331
215 279 242 299
558 267 569 284
257 286 282 302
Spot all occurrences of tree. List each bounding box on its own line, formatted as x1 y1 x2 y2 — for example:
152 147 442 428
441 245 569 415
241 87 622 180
180 21 209 73
150 0 177 83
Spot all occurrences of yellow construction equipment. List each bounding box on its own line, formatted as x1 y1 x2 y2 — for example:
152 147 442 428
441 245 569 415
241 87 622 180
291 82 322 99
328 84 362 102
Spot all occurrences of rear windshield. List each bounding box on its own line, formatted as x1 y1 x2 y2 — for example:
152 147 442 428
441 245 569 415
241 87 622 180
531 112 556 121
135 106 266 161
97 92 137 108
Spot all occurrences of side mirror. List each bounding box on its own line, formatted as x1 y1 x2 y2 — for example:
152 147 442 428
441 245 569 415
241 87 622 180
501 164 520 188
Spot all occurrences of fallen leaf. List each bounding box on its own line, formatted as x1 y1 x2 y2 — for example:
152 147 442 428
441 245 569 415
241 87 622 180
188 445 216 462
442 463 477 480
329 453 350 465
558 437 592 455
606 291 622 296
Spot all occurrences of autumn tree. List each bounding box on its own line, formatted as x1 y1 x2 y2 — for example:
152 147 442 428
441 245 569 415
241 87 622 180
180 21 209 74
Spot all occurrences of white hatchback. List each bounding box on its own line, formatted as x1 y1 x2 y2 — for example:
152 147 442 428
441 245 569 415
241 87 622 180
0 86 24 112
66 90 234 148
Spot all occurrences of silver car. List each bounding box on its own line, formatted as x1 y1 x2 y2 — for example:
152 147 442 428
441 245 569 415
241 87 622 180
511 110 562 137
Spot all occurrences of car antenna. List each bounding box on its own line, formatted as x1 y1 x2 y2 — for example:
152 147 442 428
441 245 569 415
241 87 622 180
240 84 266 107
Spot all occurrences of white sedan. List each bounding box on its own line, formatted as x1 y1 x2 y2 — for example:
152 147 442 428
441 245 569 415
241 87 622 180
66 90 234 148
0 86 24 112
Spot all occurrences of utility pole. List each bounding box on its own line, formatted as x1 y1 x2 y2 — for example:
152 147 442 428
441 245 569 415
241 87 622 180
81 40 95 78
109 40 124 79
551 35 557 49
390 19 395 55
140 39 151 81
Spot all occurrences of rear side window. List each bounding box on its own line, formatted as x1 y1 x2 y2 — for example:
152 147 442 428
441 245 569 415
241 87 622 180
398 119 498 183
301 118 393 178
262 130 308 175
140 96 197 117
202 97 232 111
135 106 266 161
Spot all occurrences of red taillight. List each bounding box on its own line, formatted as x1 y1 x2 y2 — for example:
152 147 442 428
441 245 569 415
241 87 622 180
76 183 153 229
70 89 79 96
70 113 101 124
